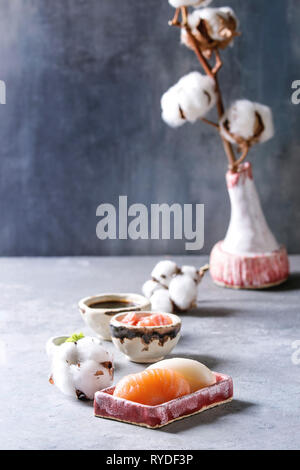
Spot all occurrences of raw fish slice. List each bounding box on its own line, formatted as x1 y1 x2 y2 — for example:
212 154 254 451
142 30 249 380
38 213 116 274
148 358 216 392
121 312 140 326
94 373 233 428
113 368 191 406
137 314 172 327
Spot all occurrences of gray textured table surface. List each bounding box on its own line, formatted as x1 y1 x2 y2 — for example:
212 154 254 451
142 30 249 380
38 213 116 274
1 256 300 450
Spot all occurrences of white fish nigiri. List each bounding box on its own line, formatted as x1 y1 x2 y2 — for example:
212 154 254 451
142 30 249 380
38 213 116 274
148 357 216 392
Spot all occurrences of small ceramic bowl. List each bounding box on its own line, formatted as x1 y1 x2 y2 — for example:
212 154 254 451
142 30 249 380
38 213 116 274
110 311 181 363
46 335 69 360
78 293 151 341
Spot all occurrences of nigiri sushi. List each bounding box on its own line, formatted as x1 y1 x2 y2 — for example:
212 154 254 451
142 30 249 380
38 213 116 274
113 368 191 405
147 358 216 393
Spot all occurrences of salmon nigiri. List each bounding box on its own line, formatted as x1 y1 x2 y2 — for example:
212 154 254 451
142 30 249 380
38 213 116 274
113 368 191 405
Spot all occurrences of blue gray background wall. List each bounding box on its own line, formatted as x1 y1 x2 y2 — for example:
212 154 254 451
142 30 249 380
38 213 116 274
0 0 299 256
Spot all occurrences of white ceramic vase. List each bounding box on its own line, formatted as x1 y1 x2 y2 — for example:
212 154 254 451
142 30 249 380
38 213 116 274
210 163 289 289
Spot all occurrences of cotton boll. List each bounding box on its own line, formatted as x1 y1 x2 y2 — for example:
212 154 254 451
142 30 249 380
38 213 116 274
254 103 275 143
70 359 113 400
76 336 113 364
51 360 75 397
150 289 174 313
177 72 216 122
161 84 186 128
221 100 256 143
181 7 239 53
198 7 238 42
169 274 198 311
142 279 165 299
161 72 216 128
49 336 114 400
151 260 179 287
54 341 78 365
169 0 212 8
181 265 201 283
220 100 274 146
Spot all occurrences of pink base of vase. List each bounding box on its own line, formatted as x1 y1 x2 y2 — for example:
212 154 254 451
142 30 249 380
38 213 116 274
210 242 290 290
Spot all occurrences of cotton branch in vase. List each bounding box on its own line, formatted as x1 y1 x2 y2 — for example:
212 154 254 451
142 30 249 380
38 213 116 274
162 1 275 172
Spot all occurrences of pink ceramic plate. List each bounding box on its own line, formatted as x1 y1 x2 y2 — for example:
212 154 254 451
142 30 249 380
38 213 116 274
94 372 233 429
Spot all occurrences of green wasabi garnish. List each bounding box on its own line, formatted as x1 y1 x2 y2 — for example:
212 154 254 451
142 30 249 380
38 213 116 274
65 332 85 343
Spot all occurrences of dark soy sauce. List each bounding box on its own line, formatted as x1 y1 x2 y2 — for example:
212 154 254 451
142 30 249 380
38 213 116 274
90 300 137 310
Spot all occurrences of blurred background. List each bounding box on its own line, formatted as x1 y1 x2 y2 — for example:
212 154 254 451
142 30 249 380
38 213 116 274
0 0 299 256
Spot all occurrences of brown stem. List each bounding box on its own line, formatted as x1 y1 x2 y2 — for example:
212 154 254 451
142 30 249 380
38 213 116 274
201 117 219 129
200 263 210 273
199 263 210 279
181 6 188 26
169 11 238 170
181 12 214 78
212 49 223 75
168 8 180 26
231 144 249 170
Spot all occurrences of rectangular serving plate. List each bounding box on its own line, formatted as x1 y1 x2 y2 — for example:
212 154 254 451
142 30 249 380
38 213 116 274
94 373 233 429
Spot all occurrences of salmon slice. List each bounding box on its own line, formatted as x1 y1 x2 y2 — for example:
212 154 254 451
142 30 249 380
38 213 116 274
137 314 172 327
121 312 140 326
113 368 191 405
121 313 173 327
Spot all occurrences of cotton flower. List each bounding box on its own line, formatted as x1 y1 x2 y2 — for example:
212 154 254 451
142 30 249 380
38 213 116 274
181 265 201 283
161 71 216 128
150 289 174 313
47 335 114 400
220 100 275 146
169 0 212 8
144 260 207 312
151 260 179 287
142 279 165 299
181 7 239 56
169 274 198 311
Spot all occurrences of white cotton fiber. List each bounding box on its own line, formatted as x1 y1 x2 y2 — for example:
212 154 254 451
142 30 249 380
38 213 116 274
254 103 275 143
198 7 238 41
181 7 238 48
169 274 198 311
161 72 216 128
142 279 165 299
49 336 114 400
220 100 274 145
161 84 186 128
169 0 212 8
75 336 112 363
150 289 174 313
177 72 216 121
55 341 78 364
151 260 179 287
70 359 113 400
181 265 200 283
51 359 75 397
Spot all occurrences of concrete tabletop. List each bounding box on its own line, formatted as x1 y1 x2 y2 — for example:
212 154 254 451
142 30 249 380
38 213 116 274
1 256 300 450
